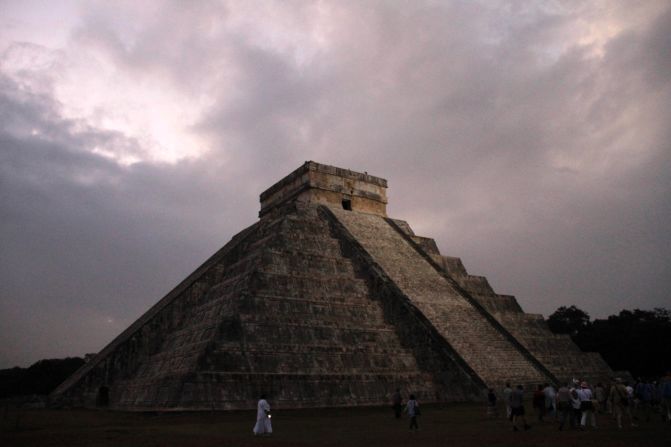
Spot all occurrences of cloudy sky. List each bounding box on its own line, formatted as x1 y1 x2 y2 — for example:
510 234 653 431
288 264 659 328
1 0 670 369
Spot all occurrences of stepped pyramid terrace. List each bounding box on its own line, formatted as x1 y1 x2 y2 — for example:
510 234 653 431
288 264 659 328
51 161 614 410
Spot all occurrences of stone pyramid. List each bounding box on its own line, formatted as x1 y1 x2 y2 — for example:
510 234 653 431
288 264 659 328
51 162 613 410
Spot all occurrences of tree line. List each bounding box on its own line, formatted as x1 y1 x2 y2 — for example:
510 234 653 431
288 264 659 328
0 357 84 399
547 306 671 378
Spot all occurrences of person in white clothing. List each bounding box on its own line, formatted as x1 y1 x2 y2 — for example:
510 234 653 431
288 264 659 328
503 383 513 420
543 383 557 419
253 394 273 436
405 394 420 431
577 382 597 429
570 384 582 428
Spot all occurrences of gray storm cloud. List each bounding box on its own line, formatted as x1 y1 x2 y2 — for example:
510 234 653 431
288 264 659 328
1 0 670 368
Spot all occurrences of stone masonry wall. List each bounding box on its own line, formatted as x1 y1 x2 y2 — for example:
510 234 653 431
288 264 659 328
439 256 613 383
260 161 387 217
184 204 454 408
328 207 552 389
51 219 266 409
56 203 481 409
400 230 614 384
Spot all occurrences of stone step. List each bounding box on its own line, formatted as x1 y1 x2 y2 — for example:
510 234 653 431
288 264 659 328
204 350 419 374
279 219 334 235
170 371 442 408
329 208 549 387
492 314 613 381
258 250 358 277
132 341 209 378
269 234 344 256
233 233 275 256
238 298 386 324
163 325 218 349
250 271 370 299
249 293 381 308
214 253 262 279
239 313 391 330
214 341 422 356
240 322 399 347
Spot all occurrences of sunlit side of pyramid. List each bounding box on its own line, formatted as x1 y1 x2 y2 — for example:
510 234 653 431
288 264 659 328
51 161 613 410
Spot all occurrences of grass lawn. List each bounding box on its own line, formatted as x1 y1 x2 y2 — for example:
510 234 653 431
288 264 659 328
2 402 669 446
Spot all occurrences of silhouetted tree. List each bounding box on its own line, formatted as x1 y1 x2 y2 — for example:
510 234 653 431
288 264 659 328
547 305 591 336
547 306 671 378
0 357 84 398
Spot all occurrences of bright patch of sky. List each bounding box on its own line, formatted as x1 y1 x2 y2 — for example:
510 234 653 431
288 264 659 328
1 1 208 165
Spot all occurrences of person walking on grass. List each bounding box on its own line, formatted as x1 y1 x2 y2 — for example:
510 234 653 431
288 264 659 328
577 382 597 429
392 388 403 419
637 379 654 422
610 378 637 429
543 383 557 419
661 372 671 424
503 382 513 420
594 382 607 414
405 394 420 431
569 383 582 428
556 382 573 430
252 394 272 436
510 385 530 431
486 388 498 418
533 384 545 422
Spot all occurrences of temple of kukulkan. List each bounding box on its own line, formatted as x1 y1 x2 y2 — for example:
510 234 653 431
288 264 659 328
51 161 614 410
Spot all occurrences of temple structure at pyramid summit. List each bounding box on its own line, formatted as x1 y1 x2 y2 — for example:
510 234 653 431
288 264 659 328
51 161 614 410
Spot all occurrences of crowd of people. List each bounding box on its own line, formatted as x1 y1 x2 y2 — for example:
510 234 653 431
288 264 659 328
498 373 671 431
391 374 671 433
251 373 671 436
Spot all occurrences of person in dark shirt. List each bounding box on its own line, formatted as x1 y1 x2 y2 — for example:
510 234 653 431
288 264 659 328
510 385 531 431
533 384 546 422
404 394 420 431
556 382 573 430
487 388 498 417
392 388 403 419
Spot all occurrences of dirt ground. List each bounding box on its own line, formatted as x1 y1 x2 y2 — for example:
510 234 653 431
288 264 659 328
1 402 669 447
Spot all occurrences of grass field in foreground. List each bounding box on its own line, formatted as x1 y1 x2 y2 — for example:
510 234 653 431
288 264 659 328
2 402 669 447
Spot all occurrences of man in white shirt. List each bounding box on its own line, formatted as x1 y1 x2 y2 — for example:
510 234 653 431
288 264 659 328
543 383 557 419
577 382 597 429
570 381 582 428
